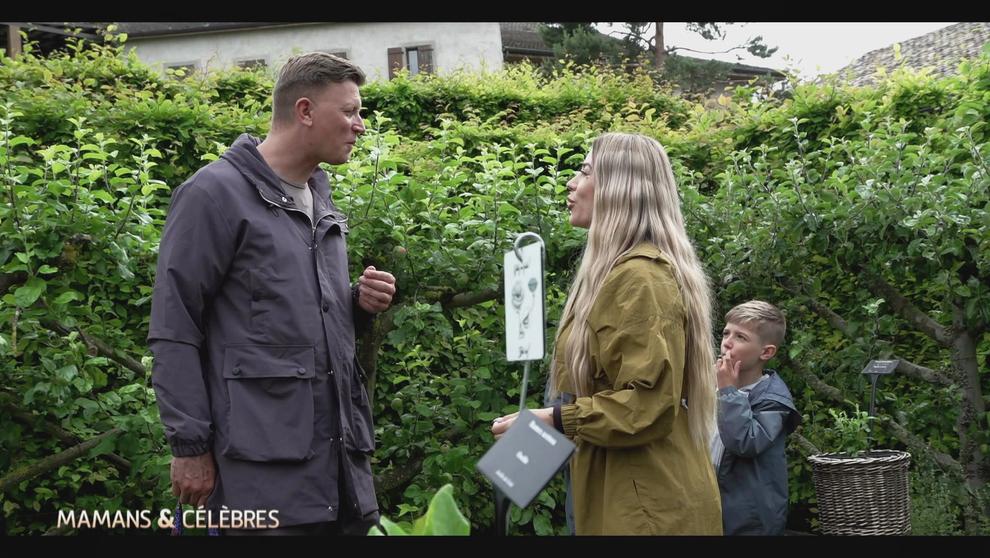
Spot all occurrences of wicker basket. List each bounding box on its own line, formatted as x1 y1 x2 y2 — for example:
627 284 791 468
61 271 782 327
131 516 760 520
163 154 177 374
807 450 911 535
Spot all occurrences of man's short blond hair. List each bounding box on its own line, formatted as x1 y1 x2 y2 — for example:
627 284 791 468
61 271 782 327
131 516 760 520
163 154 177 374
272 52 366 124
725 300 786 347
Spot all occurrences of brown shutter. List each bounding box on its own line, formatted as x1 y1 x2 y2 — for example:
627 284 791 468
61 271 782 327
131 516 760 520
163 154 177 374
387 47 404 79
6 25 23 59
418 45 433 75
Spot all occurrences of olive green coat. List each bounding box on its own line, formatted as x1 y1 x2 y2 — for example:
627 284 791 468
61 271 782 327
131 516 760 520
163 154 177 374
556 243 722 535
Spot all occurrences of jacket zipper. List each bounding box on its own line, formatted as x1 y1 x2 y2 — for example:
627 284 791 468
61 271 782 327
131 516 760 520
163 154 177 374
256 188 328 244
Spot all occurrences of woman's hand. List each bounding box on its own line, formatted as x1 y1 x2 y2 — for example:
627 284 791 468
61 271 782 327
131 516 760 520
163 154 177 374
491 408 554 440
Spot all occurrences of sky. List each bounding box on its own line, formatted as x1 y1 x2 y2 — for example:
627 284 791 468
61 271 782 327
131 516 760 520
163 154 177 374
595 22 959 81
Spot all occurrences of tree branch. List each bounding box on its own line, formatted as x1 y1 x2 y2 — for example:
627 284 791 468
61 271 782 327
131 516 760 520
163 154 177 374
0 428 122 494
863 271 955 347
778 278 853 335
786 357 963 476
952 306 986 417
894 358 955 388
791 430 821 456
807 297 852 336
606 29 641 41
781 279 956 387
0 392 131 474
358 304 400 402
787 358 844 404
881 416 963 476
668 45 748 56
442 287 500 310
373 453 426 495
373 426 463 496
40 319 147 377
362 286 499 400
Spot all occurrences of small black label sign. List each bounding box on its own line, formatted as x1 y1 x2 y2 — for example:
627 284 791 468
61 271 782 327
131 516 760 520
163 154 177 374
861 359 899 376
477 408 575 509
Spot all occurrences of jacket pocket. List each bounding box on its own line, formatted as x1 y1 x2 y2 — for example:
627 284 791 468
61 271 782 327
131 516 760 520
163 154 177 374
346 357 375 454
221 344 316 462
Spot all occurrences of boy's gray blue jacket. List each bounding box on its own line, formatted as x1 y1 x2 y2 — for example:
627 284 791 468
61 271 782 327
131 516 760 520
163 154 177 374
148 134 377 527
716 369 800 535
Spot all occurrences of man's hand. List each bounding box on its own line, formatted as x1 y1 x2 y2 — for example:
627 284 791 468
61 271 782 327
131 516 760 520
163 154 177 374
716 350 741 390
357 266 396 314
490 408 554 440
171 452 216 507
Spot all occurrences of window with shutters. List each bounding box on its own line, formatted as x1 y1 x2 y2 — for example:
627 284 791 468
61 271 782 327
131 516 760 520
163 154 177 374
407 48 420 76
387 44 433 79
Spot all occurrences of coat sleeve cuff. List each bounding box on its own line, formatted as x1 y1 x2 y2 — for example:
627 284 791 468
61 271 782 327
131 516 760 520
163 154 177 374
352 282 376 335
718 386 741 397
169 438 211 457
560 403 579 439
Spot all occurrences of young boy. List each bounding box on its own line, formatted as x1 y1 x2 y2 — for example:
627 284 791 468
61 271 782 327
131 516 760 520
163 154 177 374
711 300 801 535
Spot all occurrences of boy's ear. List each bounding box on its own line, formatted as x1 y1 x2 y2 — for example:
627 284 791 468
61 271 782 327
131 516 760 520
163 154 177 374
760 344 778 362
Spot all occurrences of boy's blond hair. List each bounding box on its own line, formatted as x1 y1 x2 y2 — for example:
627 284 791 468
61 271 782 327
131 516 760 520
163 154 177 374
725 300 786 347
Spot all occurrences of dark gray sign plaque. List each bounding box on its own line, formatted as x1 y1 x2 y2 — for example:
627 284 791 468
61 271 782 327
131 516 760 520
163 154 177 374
477 409 575 508
861 359 899 376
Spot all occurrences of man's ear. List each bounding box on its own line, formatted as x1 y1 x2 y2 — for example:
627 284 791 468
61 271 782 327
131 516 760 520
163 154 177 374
295 97 315 126
760 344 778 362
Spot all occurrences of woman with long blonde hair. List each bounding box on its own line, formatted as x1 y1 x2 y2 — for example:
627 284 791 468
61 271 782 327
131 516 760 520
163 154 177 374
493 132 722 535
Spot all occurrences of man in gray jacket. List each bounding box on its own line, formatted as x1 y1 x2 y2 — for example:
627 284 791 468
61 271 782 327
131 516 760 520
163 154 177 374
711 301 800 535
148 52 396 535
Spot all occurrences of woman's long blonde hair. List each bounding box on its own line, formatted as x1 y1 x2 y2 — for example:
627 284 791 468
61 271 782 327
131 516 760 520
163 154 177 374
550 132 716 449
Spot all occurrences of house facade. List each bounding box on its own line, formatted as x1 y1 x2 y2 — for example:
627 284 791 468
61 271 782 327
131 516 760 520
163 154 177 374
114 22 506 81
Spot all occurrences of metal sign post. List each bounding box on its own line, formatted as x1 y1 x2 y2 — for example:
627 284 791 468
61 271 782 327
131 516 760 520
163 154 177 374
861 359 899 451
494 232 545 536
